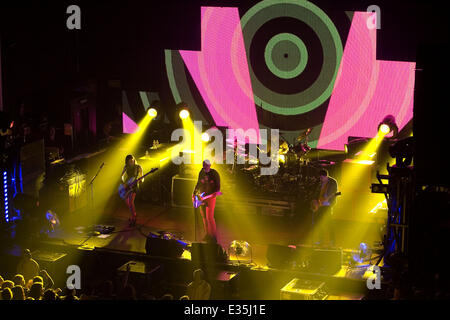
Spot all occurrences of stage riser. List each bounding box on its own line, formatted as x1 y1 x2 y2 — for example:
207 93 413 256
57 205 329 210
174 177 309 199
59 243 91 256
1 240 374 299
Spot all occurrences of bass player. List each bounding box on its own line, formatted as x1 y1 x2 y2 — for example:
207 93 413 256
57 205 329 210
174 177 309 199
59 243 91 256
121 154 143 226
311 169 338 247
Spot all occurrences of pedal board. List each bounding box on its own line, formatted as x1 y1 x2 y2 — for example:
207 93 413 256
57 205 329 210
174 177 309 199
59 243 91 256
93 225 115 234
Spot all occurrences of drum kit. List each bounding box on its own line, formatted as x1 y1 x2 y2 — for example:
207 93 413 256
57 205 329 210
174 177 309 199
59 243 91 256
238 128 334 198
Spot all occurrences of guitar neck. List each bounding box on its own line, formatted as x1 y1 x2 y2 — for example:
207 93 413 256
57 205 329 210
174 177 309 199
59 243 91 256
129 169 157 187
322 192 341 202
203 191 222 200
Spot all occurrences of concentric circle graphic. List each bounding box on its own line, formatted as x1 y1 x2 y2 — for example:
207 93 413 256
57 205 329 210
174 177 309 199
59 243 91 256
264 33 308 79
240 0 343 116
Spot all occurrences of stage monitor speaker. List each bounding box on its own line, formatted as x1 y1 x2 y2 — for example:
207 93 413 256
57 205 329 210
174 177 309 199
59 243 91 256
191 242 227 264
266 244 296 269
145 235 184 259
310 248 342 275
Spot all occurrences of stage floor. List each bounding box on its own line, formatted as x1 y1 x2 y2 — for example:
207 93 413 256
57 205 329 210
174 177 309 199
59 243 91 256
47 198 382 275
50 201 310 267
0 198 385 299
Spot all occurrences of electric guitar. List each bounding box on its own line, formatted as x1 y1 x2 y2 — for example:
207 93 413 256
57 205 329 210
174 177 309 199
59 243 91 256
118 168 158 199
311 192 341 212
193 191 222 209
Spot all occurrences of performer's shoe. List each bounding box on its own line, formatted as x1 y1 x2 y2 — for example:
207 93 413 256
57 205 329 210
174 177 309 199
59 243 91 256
128 217 137 227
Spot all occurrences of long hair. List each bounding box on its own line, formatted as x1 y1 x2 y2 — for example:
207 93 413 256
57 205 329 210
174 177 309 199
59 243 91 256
125 155 139 178
125 155 138 168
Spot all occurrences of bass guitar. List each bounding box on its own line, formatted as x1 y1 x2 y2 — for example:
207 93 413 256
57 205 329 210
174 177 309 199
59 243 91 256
311 192 341 212
193 191 222 209
118 168 158 200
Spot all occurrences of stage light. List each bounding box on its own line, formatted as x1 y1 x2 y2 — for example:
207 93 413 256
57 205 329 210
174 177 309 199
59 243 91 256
378 115 398 137
201 132 210 142
228 240 252 263
379 124 390 135
389 136 414 167
147 108 158 118
3 171 9 222
179 109 190 119
351 159 375 165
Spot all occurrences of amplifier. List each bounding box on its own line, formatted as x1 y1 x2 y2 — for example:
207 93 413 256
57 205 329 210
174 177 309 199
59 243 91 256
145 234 184 258
67 174 87 213
309 247 343 275
292 245 343 275
280 278 328 300
191 242 228 264
171 174 197 208
266 244 296 269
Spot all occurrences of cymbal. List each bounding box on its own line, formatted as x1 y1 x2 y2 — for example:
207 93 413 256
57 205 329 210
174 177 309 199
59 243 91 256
296 128 312 141
243 165 259 171
279 141 289 155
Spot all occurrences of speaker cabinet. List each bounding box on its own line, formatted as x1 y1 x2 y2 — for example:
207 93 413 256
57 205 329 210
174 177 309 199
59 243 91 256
309 248 342 275
266 244 343 274
145 236 184 258
266 244 296 269
191 242 227 264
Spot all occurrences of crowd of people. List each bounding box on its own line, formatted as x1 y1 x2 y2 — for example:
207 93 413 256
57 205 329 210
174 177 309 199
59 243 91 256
0 249 211 301
0 249 59 301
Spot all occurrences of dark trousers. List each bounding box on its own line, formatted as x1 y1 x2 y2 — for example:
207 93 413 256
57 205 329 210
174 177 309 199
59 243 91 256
312 206 335 246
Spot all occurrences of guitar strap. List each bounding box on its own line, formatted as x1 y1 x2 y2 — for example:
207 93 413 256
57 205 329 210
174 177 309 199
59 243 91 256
125 165 142 192
126 165 139 181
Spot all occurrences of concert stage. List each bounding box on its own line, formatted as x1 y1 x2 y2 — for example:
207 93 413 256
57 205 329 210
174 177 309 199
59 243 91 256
1 198 383 300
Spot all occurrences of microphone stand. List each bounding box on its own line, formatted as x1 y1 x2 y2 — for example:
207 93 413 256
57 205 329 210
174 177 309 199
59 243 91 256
89 162 104 208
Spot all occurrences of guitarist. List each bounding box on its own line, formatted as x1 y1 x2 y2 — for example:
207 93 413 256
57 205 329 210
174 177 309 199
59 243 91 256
312 169 338 247
121 155 143 226
192 159 221 242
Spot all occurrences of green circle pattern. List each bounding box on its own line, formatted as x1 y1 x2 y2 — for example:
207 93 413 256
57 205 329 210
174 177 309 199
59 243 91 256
264 33 308 79
240 0 343 116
